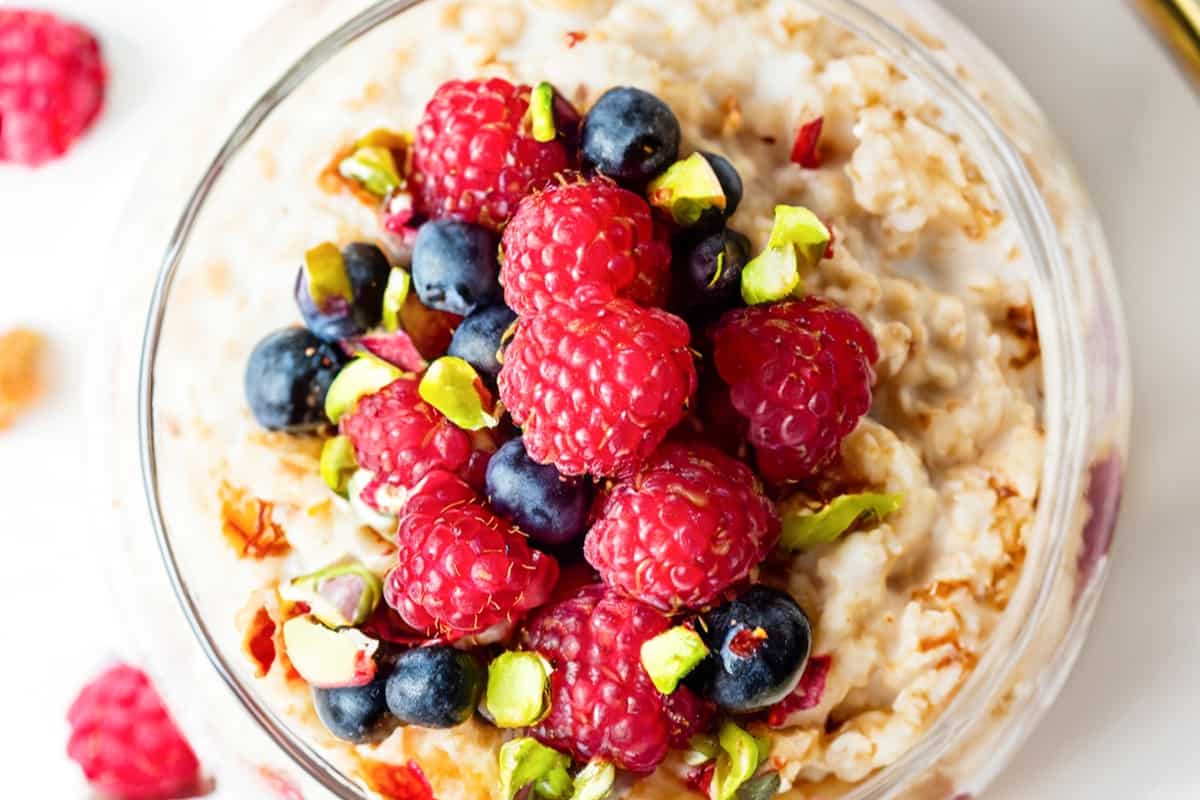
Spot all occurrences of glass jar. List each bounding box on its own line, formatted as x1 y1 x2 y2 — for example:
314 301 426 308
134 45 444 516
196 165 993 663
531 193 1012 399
90 1 1130 797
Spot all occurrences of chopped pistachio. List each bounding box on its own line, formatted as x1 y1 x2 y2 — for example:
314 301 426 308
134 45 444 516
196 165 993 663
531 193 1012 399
684 734 719 765
710 721 761 800
355 128 413 151
339 145 402 197
741 245 799 305
779 492 904 550
324 355 403 424
419 356 499 431
640 625 710 694
568 761 615 800
381 267 412 332
766 205 830 268
486 651 552 727
346 469 399 531
499 738 572 800
736 772 781 800
647 152 727 226
319 435 357 497
280 559 383 628
530 81 558 143
304 242 353 307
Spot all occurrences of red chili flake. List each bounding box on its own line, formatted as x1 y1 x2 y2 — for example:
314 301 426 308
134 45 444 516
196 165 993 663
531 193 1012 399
790 117 824 169
824 223 836 259
728 626 769 658
766 654 832 728
685 763 716 796
360 760 435 800
566 31 587 48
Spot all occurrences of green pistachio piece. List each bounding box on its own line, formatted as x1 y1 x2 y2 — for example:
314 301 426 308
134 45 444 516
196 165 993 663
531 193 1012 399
280 615 379 688
486 651 552 727
355 128 413 151
766 205 831 269
684 734 719 766
530 81 558 143
647 152 727 226
325 355 403 424
339 145 402 197
568 761 615 800
304 242 353 307
381 267 412 332
346 469 399 531
499 738 572 800
418 356 499 431
710 721 761 800
280 559 383 628
640 626 709 694
536 768 574 800
741 245 799 306
779 492 904 550
736 773 781 800
319 435 357 497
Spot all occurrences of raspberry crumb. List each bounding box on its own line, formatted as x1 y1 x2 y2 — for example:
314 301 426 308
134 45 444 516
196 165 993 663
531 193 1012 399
0 327 44 429
791 116 824 168
566 30 587 47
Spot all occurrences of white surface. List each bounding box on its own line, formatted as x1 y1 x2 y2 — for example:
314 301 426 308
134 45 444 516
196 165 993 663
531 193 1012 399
0 0 1195 797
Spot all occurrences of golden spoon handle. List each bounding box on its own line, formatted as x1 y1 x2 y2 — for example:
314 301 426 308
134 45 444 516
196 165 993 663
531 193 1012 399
1130 0 1200 89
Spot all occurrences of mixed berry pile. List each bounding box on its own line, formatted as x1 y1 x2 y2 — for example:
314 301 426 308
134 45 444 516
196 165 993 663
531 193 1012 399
244 78 899 800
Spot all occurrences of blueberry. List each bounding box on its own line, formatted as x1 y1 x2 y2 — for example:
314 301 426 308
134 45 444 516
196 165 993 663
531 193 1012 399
486 437 593 547
411 221 501 316
385 646 484 728
581 87 681 185
447 303 517 381
295 242 393 341
312 670 393 744
674 228 751 322
696 152 743 231
688 586 812 712
244 327 348 431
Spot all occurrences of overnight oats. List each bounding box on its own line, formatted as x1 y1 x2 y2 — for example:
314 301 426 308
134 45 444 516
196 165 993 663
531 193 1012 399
137 1 1125 799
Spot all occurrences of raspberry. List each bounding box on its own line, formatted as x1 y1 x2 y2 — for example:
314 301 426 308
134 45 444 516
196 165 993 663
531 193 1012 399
498 299 697 478
521 585 711 772
412 78 577 230
499 177 672 315
0 10 105 166
66 664 201 800
341 375 492 489
584 441 779 610
711 298 878 483
384 469 559 640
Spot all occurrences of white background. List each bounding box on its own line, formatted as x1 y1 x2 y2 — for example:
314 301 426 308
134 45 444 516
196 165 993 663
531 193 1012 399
0 0 1196 797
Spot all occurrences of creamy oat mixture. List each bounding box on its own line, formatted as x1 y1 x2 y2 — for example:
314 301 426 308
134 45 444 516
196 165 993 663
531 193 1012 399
151 1 1057 797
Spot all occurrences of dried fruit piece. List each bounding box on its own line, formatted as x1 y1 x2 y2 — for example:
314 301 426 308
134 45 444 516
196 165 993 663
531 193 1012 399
640 626 709 694
486 651 552 727
499 738 572 800
325 356 404 424
779 492 904 549
219 481 290 559
418 356 499 431
647 152 726 226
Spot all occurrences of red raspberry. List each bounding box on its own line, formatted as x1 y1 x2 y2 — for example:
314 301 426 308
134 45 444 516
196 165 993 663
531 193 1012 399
521 585 711 772
711 298 878 483
584 441 779 610
500 177 672 315
66 664 201 800
384 469 559 640
341 375 492 489
0 10 105 166
412 78 577 230
498 299 697 478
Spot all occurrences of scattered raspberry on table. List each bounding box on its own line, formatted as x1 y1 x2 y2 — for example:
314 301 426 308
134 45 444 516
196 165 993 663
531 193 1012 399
0 10 105 166
66 663 202 800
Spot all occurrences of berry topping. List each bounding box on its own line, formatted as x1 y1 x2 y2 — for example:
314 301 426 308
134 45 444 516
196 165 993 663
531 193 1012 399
340 374 487 489
711 297 877 483
689 586 813 713
580 86 680 185
412 78 578 230
499 177 672 316
790 117 825 169
67 664 201 800
295 242 393 342
780 491 904 550
647 152 726 226
282 615 380 688
411 220 502 316
521 585 709 772
0 10 105 166
384 470 559 640
244 327 348 432
674 227 752 323
384 645 485 728
499 299 697 478
418 356 499 431
447 303 518 381
312 670 393 744
584 441 779 610
485 651 552 727
485 437 593 547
